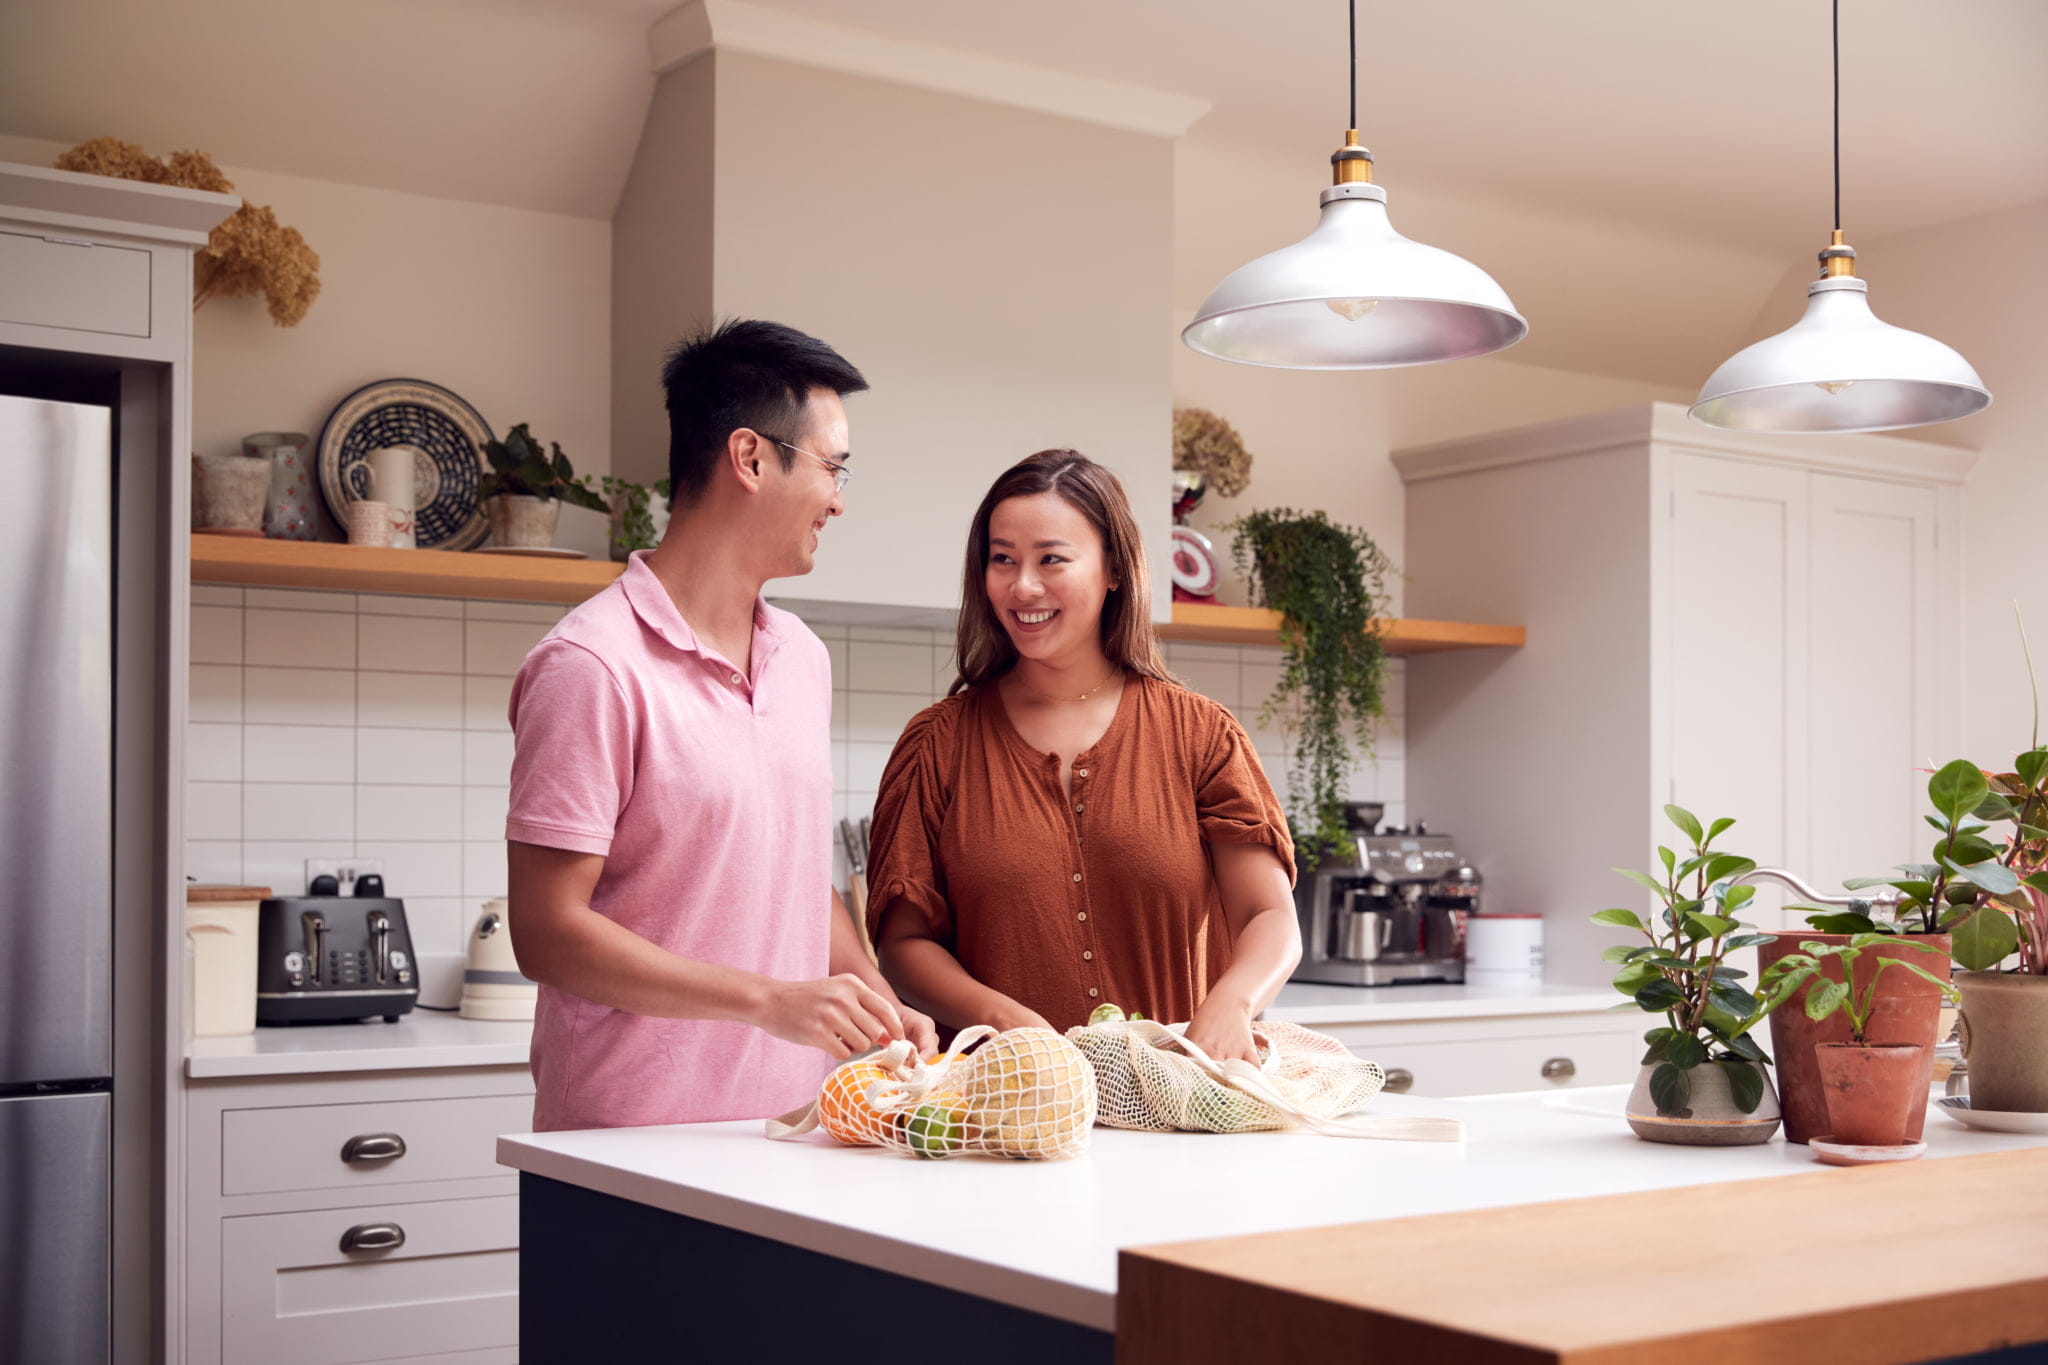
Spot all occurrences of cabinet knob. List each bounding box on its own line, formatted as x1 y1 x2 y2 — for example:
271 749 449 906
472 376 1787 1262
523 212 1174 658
341 1132 407 1163
1382 1067 1415 1094
1541 1057 1576 1081
339 1222 406 1254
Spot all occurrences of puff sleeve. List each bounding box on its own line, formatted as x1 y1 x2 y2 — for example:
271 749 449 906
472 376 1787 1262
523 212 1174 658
1193 707 1297 886
864 701 960 943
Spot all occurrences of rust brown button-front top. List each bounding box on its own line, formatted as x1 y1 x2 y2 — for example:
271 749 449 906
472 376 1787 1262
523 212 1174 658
864 675 1294 1031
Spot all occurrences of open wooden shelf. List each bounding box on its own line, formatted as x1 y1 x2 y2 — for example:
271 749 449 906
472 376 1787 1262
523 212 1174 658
1156 602 1525 654
189 538 1528 654
190 534 623 605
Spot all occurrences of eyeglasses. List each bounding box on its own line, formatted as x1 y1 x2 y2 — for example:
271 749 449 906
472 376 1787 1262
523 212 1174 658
764 435 851 492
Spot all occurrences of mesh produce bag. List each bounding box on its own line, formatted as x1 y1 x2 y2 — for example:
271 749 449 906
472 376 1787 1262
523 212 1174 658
1067 1014 1462 1142
766 1026 1097 1160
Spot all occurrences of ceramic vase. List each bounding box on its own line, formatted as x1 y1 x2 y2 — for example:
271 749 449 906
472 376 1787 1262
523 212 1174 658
243 432 316 540
1814 1042 1927 1146
1625 1061 1781 1146
1759 932 1950 1143
1956 972 2048 1113
191 453 271 532
487 494 559 548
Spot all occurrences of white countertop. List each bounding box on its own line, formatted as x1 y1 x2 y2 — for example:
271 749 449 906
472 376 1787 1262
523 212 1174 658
185 1009 532 1078
495 1085 2048 1332
1266 977 1615 1024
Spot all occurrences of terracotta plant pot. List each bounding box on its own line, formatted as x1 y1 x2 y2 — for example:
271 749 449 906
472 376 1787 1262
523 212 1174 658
1625 1061 1781 1146
191 452 272 532
1957 972 2048 1113
1760 932 1949 1144
486 494 559 548
1815 1042 1927 1146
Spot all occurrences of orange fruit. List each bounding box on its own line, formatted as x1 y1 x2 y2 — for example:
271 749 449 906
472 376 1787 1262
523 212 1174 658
816 1062 902 1146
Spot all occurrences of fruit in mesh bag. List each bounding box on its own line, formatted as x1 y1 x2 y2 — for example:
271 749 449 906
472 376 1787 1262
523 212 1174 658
901 1098 965 1158
816 1060 905 1146
949 1027 1097 1158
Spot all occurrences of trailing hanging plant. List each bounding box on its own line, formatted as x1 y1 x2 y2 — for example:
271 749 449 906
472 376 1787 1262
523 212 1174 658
600 475 671 553
1224 507 1393 867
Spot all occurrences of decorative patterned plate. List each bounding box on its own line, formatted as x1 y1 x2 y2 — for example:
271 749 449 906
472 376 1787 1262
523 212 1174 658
317 379 493 551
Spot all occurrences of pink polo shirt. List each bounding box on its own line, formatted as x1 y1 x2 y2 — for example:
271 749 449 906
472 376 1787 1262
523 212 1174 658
505 552 834 1131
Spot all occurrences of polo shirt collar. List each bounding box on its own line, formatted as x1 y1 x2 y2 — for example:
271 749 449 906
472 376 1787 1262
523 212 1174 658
620 551 785 659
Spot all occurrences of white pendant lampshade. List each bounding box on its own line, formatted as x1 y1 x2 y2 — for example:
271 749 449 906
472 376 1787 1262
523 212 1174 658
1689 272 1991 433
1181 178 1528 370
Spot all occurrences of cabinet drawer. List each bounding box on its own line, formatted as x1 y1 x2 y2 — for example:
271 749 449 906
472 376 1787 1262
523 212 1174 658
0 229 152 336
222 1195 517 1365
222 1093 531 1196
1351 1029 1642 1097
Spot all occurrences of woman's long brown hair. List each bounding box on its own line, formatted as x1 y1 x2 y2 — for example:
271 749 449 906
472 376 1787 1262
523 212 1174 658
949 450 1174 696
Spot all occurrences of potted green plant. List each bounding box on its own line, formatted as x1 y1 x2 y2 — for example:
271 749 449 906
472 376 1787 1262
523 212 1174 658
599 476 671 562
1223 507 1394 869
478 424 608 549
1758 936 1959 1151
1591 806 1804 1145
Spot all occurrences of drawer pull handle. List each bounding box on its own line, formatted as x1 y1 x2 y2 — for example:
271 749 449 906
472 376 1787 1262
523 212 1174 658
1382 1067 1415 1094
341 1133 407 1163
1541 1057 1576 1081
339 1222 405 1254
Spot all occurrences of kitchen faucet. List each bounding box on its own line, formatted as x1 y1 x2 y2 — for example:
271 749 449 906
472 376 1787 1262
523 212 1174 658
1724 866 1902 916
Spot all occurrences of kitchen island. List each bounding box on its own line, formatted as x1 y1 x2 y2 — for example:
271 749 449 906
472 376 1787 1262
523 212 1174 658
498 1087 2048 1363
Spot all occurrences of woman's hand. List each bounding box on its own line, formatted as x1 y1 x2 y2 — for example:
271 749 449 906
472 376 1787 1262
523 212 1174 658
986 1000 1054 1034
1183 992 1261 1065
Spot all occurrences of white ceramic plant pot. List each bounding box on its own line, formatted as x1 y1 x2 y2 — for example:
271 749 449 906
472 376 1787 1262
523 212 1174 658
191 453 272 532
487 494 559 548
1626 1061 1781 1146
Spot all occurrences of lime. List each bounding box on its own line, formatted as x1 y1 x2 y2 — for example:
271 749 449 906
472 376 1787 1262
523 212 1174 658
1087 1003 1126 1025
903 1101 964 1158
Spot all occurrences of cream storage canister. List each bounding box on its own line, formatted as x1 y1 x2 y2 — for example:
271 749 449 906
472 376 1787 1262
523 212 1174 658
185 885 267 1037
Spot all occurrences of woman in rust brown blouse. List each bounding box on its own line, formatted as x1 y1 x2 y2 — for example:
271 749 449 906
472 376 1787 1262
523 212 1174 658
865 450 1301 1063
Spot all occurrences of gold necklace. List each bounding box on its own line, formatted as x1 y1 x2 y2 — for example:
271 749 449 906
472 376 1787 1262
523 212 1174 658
1016 665 1123 704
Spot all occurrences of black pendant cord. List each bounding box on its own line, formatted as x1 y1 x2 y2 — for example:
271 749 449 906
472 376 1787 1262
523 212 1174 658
1832 0 1841 232
1349 0 1358 130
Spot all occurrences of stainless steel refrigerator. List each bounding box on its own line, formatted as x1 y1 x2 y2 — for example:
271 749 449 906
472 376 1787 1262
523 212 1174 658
0 393 114 1363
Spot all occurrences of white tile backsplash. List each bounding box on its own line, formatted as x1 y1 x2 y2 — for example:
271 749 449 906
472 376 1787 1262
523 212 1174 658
191 593 1405 946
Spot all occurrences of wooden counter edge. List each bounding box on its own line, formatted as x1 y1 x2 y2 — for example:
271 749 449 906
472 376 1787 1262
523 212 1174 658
1115 1147 2048 1365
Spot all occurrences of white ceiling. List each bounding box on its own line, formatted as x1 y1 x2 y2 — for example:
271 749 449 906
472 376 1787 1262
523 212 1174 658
4 0 2041 387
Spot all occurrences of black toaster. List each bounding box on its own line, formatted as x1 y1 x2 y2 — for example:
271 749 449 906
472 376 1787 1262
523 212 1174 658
256 878 420 1024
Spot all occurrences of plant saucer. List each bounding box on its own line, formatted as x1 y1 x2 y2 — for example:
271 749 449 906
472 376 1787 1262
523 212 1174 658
1809 1136 1927 1166
1934 1097 2048 1134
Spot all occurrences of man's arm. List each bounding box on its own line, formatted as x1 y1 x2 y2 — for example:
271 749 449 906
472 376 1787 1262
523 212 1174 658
507 840 908 1061
827 889 938 1054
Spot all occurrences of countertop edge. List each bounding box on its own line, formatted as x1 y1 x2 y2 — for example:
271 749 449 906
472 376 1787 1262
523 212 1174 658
496 1135 1116 1331
186 1042 532 1078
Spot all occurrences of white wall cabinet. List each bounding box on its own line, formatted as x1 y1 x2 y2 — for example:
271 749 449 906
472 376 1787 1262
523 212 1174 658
184 1066 532 1365
1394 403 1972 976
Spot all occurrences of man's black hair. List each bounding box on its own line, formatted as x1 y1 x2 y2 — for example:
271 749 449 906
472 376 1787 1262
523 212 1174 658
660 319 868 506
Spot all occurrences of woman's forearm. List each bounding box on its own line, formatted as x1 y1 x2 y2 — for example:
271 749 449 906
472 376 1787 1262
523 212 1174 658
876 918 1047 1033
1207 903 1302 1016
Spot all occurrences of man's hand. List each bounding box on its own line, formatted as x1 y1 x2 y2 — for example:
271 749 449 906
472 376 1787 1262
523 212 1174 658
759 973 907 1060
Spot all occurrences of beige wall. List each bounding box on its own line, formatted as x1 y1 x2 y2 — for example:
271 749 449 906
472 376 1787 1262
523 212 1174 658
0 132 616 556
709 50 1176 617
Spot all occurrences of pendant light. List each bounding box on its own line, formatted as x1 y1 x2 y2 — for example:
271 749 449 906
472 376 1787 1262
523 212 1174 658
1690 0 1989 432
1180 0 1526 369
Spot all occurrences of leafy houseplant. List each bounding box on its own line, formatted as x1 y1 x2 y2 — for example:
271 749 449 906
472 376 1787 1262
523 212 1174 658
1761 936 1961 1043
1594 806 1803 1123
478 424 607 550
599 476 671 559
1224 508 1394 868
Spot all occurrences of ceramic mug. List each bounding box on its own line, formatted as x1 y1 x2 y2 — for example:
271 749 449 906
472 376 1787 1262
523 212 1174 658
346 499 394 548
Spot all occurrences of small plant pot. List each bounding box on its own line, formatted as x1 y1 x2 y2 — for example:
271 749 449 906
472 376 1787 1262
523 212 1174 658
486 494 559 548
1760 932 1949 1144
191 453 272 532
1815 1042 1927 1147
1956 972 2048 1113
1625 1062 1781 1146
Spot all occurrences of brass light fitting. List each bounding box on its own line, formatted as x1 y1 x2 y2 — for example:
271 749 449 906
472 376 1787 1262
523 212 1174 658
1331 130 1374 185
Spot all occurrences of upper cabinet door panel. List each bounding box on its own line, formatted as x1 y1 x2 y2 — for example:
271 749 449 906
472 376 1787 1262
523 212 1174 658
1664 453 1811 890
0 230 152 337
1807 473 1941 895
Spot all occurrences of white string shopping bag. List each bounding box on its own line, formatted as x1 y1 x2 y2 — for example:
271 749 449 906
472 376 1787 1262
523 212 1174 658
1066 1011 1462 1142
766 1025 1097 1160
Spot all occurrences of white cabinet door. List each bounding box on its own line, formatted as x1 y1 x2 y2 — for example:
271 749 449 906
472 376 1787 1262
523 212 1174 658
1664 453 1810 917
1807 473 1942 894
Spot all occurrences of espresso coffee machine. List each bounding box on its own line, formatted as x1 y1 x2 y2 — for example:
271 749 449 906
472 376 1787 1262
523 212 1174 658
1292 802 1469 986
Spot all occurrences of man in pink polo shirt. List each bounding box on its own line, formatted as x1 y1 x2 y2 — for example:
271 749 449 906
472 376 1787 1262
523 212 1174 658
505 319 935 1131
